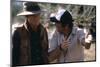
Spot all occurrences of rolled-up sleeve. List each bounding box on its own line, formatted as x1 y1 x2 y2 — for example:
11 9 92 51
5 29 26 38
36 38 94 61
78 29 85 45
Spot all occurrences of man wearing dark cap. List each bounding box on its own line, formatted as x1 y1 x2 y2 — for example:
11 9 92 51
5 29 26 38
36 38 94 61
49 9 92 63
12 2 48 66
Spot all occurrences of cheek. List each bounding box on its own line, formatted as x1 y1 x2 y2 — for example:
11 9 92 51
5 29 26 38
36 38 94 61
56 26 62 32
34 17 40 24
65 27 69 32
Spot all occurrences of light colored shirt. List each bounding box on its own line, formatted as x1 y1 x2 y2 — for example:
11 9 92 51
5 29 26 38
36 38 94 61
49 27 87 63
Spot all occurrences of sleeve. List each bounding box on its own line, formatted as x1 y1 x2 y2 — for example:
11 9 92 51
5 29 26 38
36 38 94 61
48 30 58 52
12 29 21 66
78 29 85 45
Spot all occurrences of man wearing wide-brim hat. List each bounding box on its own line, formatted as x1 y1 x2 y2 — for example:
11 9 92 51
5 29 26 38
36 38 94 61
12 2 49 66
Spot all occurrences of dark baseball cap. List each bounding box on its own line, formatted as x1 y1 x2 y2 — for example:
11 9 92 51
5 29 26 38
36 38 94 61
50 9 74 24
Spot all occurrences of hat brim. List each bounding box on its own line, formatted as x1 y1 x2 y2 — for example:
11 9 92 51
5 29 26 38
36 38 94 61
50 16 74 24
17 11 43 16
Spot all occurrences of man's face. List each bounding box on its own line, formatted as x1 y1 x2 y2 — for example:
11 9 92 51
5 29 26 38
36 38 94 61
27 14 40 27
55 23 69 35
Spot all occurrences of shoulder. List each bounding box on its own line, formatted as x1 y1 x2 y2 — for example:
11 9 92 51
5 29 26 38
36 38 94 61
12 23 24 36
74 27 86 39
40 24 47 31
75 27 85 34
71 27 85 38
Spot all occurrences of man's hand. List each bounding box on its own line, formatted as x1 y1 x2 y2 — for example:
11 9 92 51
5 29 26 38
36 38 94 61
60 36 70 51
84 32 92 49
85 34 92 43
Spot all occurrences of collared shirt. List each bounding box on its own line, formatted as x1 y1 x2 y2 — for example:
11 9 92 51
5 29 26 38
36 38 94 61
49 27 86 63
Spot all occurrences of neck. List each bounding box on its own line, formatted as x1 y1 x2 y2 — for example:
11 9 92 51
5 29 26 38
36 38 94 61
26 21 39 32
31 24 38 31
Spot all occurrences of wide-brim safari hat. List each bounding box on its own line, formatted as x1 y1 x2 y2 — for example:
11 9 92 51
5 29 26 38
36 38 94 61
17 2 43 16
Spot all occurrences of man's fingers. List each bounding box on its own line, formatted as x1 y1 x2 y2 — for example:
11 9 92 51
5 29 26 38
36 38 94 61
61 40 71 50
64 36 67 41
61 44 68 49
64 44 68 47
62 42 70 47
63 41 71 44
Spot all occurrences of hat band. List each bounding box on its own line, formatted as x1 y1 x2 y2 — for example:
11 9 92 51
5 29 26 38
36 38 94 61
24 5 41 12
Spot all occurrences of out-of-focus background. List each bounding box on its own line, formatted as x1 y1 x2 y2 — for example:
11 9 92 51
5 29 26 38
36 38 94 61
11 0 96 62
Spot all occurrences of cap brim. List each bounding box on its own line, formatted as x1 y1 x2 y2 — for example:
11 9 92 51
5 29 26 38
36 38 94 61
17 11 43 16
50 17 59 23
